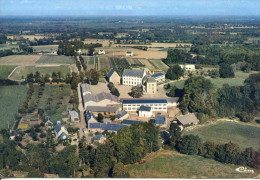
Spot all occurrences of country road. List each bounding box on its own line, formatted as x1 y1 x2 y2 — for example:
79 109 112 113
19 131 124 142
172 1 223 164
76 83 86 139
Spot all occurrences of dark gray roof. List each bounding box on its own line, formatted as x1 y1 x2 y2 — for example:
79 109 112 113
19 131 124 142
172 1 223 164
94 135 106 140
122 119 144 125
139 106 151 111
167 97 179 103
122 98 167 104
115 111 127 119
81 83 91 93
83 92 119 103
176 113 199 126
153 115 166 124
123 69 144 78
86 106 119 113
152 73 164 78
85 110 97 121
146 77 156 83
89 122 127 131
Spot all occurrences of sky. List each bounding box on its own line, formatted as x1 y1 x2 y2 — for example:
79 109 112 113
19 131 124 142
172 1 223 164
0 0 259 16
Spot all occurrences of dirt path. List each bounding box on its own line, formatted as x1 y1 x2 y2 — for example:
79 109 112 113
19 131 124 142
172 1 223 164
76 83 86 139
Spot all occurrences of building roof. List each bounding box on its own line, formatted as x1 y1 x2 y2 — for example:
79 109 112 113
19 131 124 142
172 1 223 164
89 122 127 131
44 116 51 123
123 69 144 78
86 106 119 113
139 106 151 111
167 97 179 103
69 110 79 118
58 132 69 140
153 115 166 124
146 77 156 83
115 111 128 119
107 69 119 79
81 83 91 93
85 110 97 121
103 118 112 123
176 113 199 126
94 135 106 140
152 72 165 78
122 119 144 125
122 98 167 104
83 92 119 103
8 130 20 136
54 123 62 134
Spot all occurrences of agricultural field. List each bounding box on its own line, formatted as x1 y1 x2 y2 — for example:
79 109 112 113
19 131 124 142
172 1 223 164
183 121 260 150
36 55 75 64
99 56 111 72
31 45 58 52
27 84 73 123
0 85 27 129
9 65 70 80
0 55 41 65
110 57 130 76
86 56 95 70
114 42 192 48
7 35 47 40
0 65 17 79
149 59 169 72
128 150 259 178
84 38 110 47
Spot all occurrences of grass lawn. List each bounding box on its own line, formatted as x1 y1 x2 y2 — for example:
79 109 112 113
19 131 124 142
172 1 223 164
183 121 260 150
128 150 259 178
169 80 185 89
28 84 73 123
0 85 27 129
11 65 70 80
35 55 75 64
0 65 16 79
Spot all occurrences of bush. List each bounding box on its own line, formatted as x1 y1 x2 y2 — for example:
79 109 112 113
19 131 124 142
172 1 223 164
176 135 202 155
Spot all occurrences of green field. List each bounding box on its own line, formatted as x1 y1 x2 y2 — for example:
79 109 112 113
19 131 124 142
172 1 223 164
169 80 185 89
183 121 260 150
11 65 70 80
28 85 73 123
128 150 259 178
0 44 19 50
87 57 95 70
31 45 58 52
0 65 16 79
150 59 169 72
0 85 27 129
36 55 75 64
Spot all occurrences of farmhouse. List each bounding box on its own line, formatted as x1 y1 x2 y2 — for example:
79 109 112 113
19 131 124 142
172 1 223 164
81 83 91 96
152 72 165 82
44 116 54 129
54 121 69 140
82 92 120 109
176 113 199 126
85 110 98 128
179 64 195 72
69 110 79 122
126 51 133 56
139 106 152 117
107 69 121 84
152 114 166 127
122 69 146 86
93 135 106 143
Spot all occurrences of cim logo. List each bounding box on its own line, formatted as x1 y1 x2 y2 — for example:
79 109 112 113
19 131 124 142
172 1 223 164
235 167 254 174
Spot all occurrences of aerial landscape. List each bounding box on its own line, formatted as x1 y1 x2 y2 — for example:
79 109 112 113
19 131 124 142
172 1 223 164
0 0 259 178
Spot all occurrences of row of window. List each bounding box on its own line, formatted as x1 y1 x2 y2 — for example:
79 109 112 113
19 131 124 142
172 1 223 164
124 104 166 107
124 107 166 111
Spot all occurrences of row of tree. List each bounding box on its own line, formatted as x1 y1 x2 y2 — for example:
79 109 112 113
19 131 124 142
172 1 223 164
166 123 260 169
107 82 120 97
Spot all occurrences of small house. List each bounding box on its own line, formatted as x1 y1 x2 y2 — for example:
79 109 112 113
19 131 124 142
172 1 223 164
126 51 133 56
115 111 129 120
106 69 121 84
151 72 165 82
93 135 106 143
152 115 166 127
98 50 105 55
139 106 152 118
69 110 79 122
54 121 69 140
44 116 54 129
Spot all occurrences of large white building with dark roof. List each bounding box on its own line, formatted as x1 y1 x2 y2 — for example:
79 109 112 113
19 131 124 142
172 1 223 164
122 69 146 86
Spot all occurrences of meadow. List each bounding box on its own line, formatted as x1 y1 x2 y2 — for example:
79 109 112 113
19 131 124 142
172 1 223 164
0 44 19 50
31 45 58 52
35 55 75 64
0 65 17 79
128 150 259 178
10 65 70 80
0 55 41 65
183 121 260 150
0 85 27 129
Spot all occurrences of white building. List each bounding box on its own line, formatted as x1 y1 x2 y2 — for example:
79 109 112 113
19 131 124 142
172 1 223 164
122 69 146 86
126 51 133 56
139 106 152 117
179 64 196 72
69 110 79 122
151 72 165 82
81 83 91 96
98 50 105 55
122 98 179 112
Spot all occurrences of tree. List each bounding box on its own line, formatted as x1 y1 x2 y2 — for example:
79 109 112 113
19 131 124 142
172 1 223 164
86 69 99 85
200 141 217 159
129 85 143 98
111 163 130 178
111 87 120 97
177 135 201 155
27 169 44 177
97 113 103 122
166 65 184 80
168 123 181 147
219 63 234 78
